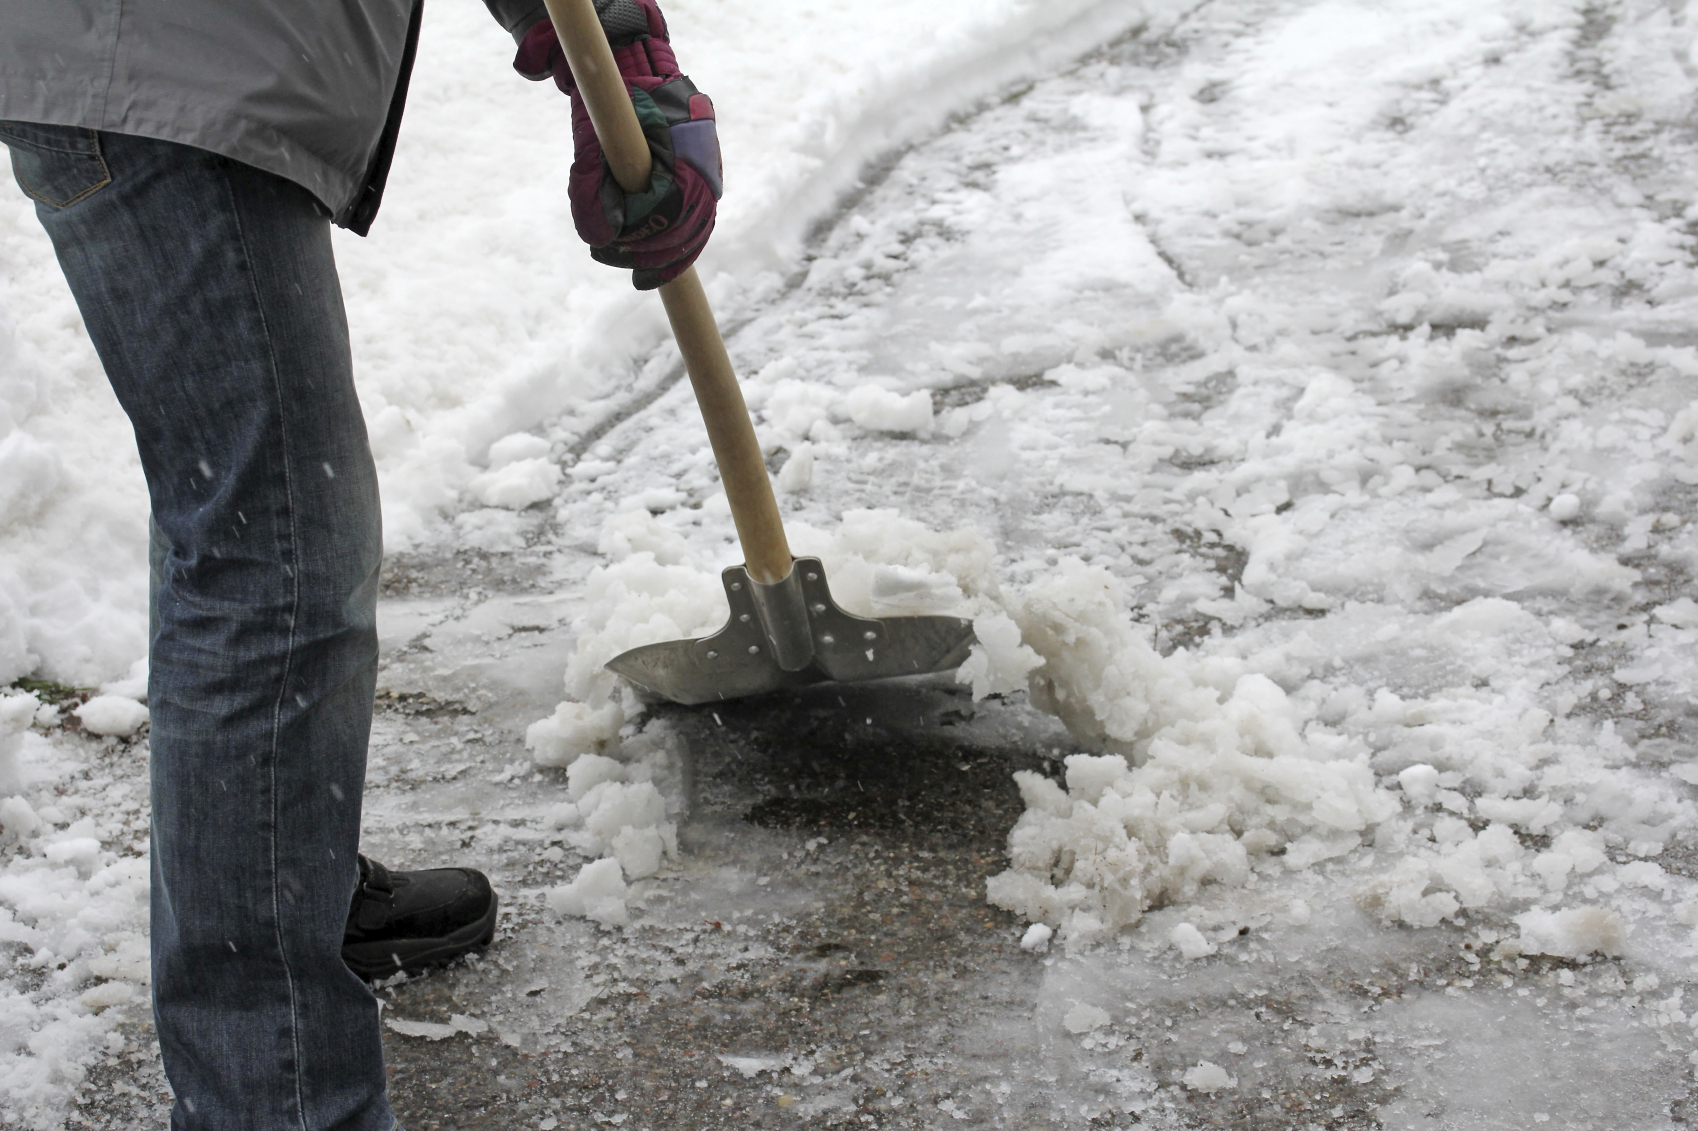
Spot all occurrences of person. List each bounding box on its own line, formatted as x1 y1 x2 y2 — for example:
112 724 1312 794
0 0 720 1126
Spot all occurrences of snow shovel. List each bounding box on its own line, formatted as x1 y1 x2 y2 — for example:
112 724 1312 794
544 0 976 705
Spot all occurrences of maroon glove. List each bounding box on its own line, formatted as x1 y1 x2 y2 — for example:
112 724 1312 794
515 0 722 291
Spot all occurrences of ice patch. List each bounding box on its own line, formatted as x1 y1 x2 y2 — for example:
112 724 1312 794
718 1054 787 1079
387 1014 489 1041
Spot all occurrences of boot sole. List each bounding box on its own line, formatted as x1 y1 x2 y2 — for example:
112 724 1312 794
342 892 499 980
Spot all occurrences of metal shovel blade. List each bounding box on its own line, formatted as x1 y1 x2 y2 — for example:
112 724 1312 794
604 557 977 705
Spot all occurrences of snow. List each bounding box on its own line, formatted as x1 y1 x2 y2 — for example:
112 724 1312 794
69 699 147 739
1062 1002 1111 1034
470 456 563 510
1181 1061 1237 1093
7 0 1698 1123
1170 923 1217 960
525 701 623 768
1511 907 1630 960
844 385 935 436
545 858 631 929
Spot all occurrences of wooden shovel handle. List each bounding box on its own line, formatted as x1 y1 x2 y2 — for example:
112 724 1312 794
542 0 793 585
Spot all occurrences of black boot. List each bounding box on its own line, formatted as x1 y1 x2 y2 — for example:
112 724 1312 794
342 855 498 980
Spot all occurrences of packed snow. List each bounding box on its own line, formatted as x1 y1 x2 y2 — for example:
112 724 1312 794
6 0 1698 1126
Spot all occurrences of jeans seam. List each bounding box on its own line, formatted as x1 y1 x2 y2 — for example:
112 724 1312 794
224 162 311 1131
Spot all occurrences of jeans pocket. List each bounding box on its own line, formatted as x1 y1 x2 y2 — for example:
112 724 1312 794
0 121 111 209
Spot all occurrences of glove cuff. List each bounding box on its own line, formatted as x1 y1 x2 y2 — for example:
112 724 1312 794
513 19 561 82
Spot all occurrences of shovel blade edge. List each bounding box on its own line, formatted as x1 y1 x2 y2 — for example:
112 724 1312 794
603 558 978 706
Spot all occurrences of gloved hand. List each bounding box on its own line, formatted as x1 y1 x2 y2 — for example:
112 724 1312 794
515 0 722 291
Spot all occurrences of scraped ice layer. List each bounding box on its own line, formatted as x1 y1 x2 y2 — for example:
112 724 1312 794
530 512 1689 958
528 507 1015 924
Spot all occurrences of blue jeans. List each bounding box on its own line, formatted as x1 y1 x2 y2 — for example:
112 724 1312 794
3 122 395 1131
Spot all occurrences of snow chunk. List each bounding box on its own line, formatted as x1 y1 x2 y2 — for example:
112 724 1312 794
1019 923 1053 952
98 658 148 701
1548 493 1582 522
599 510 687 564
1063 1003 1111 1034
1170 923 1218 960
73 696 149 738
581 782 668 851
568 753 629 801
526 702 623 769
0 692 37 795
760 379 840 443
776 443 815 493
546 859 630 928
1654 598 1698 629
610 825 668 880
1513 908 1627 959
957 611 1044 700
868 562 964 614
471 457 562 510
1398 764 1440 805
566 774 677 879
845 385 934 435
1183 1062 1237 1092
558 551 731 708
0 796 40 840
486 432 551 468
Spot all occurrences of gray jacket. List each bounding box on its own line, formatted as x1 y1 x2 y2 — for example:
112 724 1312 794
0 0 547 234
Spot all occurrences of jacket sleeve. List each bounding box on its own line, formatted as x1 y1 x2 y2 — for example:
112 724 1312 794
483 0 549 43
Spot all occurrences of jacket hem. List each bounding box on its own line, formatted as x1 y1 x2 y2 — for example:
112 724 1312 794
0 85 361 220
